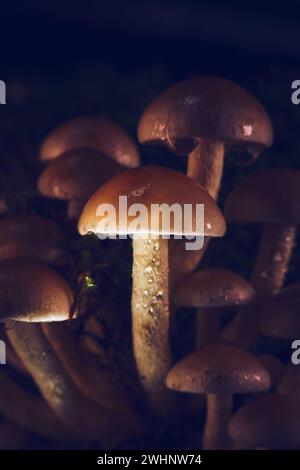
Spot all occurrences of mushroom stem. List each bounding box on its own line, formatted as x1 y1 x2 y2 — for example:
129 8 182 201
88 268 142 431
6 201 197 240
222 223 296 346
132 235 173 414
187 140 224 200
203 393 233 450
196 307 221 348
7 322 142 443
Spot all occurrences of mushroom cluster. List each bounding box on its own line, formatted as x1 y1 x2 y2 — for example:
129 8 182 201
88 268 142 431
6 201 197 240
0 77 297 450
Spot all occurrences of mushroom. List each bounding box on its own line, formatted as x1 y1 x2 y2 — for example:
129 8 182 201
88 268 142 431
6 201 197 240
166 342 270 449
0 260 73 322
229 394 300 449
174 268 256 347
222 169 300 346
0 215 66 264
40 115 140 167
7 321 142 443
259 281 300 339
38 148 123 219
0 368 76 441
138 78 273 287
257 354 285 389
78 166 226 414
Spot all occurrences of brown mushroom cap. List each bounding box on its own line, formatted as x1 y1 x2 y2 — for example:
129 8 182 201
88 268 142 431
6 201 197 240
38 148 123 201
174 268 256 308
0 215 65 264
78 166 226 237
225 169 300 225
166 342 270 394
0 260 73 322
257 354 285 388
259 282 300 339
138 77 273 156
40 115 140 167
229 394 300 449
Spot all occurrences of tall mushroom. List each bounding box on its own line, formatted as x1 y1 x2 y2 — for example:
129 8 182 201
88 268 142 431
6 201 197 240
138 77 273 287
40 115 140 167
166 342 270 449
38 148 123 219
222 169 300 346
78 166 226 414
174 268 256 347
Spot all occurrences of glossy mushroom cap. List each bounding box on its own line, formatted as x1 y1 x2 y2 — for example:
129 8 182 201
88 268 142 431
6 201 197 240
229 394 300 449
0 260 73 322
78 166 226 237
0 215 65 264
166 342 270 394
257 354 285 388
138 77 273 156
174 268 256 308
225 169 300 225
259 282 300 339
38 148 123 202
40 115 140 167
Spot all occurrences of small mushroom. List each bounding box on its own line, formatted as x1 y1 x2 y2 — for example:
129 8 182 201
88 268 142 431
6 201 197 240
222 169 300 346
38 148 123 219
138 78 272 288
79 166 226 414
0 215 66 264
40 115 140 167
229 394 300 449
0 260 74 322
166 342 270 449
259 281 300 339
174 268 256 347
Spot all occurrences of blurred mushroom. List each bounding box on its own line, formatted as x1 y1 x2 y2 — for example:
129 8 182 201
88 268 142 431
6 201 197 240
259 282 300 339
40 115 140 167
222 169 300 346
79 166 226 414
166 342 270 449
0 369 75 441
138 78 273 288
0 260 74 322
7 322 143 443
0 215 66 264
38 148 123 219
42 321 142 421
229 394 300 449
174 268 255 347
257 354 285 389
0 196 7 215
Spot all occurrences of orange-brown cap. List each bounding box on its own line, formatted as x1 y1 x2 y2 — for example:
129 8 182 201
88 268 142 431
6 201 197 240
38 148 122 202
0 260 73 322
78 166 226 237
40 115 140 167
166 342 270 394
259 282 300 339
138 77 273 156
229 394 300 449
0 215 65 264
257 354 285 388
174 268 255 308
225 169 300 225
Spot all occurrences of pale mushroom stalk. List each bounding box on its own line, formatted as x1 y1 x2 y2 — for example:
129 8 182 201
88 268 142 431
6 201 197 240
203 393 233 449
224 223 296 346
7 322 142 443
132 235 172 414
187 140 225 200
